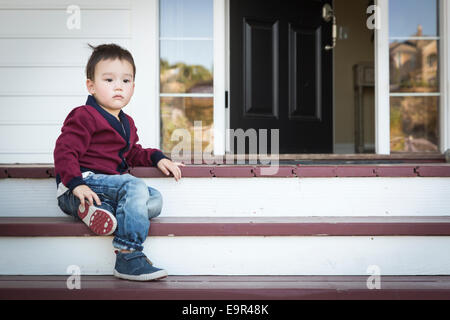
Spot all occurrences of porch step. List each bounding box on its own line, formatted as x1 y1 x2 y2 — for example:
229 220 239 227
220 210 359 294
0 275 449 300
1 216 450 237
1 217 450 276
2 167 450 217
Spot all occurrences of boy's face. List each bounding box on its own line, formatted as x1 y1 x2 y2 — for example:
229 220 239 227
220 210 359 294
86 58 135 117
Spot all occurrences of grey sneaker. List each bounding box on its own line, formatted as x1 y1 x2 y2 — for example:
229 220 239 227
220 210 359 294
113 251 168 281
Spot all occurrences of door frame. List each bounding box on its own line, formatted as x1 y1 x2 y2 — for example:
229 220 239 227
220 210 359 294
221 0 339 155
138 0 450 156
440 0 450 154
221 0 450 155
374 0 389 154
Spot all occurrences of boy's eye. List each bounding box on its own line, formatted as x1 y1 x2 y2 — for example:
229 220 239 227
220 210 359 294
124 79 131 83
105 78 113 82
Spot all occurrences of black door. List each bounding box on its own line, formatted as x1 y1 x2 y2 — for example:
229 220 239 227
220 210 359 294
230 0 333 154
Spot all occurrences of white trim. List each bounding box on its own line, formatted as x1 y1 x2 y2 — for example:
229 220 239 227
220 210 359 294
440 0 450 153
129 0 160 149
214 0 226 156
389 93 441 97
160 93 214 98
390 36 440 41
225 0 230 154
0 35 132 39
375 0 390 155
154 0 161 150
160 37 213 41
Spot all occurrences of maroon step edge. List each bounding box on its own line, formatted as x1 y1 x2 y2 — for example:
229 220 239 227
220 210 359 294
1 164 450 178
1 217 450 237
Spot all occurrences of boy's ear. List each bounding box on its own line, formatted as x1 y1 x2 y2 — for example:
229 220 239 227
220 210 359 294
86 79 95 94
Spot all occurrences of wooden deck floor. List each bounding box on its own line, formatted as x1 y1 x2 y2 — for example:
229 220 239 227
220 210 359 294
1 275 450 300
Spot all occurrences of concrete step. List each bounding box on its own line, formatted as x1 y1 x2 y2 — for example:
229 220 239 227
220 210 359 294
1 164 450 218
1 275 449 300
1 217 450 276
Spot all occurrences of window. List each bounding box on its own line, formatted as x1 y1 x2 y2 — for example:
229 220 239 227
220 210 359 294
159 0 214 153
389 0 440 152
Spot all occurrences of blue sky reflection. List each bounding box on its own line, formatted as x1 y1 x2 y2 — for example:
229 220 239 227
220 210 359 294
389 0 438 37
160 0 213 71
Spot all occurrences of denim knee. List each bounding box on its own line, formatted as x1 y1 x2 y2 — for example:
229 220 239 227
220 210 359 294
119 176 150 203
147 187 163 219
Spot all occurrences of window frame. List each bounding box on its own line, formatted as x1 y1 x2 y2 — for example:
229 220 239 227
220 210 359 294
377 0 449 154
141 0 449 156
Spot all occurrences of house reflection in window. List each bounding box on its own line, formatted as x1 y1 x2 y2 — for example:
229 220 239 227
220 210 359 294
389 21 440 153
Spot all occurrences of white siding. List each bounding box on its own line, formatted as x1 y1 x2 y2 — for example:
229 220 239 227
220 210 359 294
2 177 450 218
0 0 134 163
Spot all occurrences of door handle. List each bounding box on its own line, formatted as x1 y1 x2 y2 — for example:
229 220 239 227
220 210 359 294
322 4 337 51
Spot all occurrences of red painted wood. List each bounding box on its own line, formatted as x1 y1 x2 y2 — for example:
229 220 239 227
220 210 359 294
0 275 449 300
375 166 417 177
4 167 51 178
213 166 255 177
1 164 450 179
335 166 377 177
296 166 337 177
2 217 450 237
253 166 296 177
128 167 166 178
180 166 215 177
0 217 94 237
416 165 450 177
46 167 55 177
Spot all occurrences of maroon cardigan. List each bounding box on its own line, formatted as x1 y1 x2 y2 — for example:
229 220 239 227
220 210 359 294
54 95 169 191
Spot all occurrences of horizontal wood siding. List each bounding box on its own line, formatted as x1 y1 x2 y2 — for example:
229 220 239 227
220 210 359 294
0 0 132 163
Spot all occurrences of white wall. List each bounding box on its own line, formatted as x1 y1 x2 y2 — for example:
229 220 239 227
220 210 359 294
0 0 158 163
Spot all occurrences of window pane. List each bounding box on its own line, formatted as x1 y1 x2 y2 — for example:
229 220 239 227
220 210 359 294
160 97 213 153
160 40 213 94
389 39 439 93
389 0 438 38
390 96 439 152
160 0 213 38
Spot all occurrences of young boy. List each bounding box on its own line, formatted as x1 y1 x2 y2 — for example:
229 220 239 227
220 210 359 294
54 43 183 281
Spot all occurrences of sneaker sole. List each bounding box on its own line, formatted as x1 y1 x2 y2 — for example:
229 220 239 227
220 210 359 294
78 203 117 236
113 269 168 281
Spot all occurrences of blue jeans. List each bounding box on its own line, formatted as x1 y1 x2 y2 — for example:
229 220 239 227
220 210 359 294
57 173 163 251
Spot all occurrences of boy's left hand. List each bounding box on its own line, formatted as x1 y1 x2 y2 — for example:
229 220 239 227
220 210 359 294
157 158 185 181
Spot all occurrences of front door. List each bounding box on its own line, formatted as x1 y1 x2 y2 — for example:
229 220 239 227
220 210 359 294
230 0 333 154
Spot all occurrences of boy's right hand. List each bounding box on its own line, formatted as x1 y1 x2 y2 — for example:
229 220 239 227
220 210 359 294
73 185 102 209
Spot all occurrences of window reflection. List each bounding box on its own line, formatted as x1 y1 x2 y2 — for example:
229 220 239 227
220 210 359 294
160 97 214 153
159 0 214 153
390 38 439 92
390 96 438 152
160 0 213 38
160 40 213 94
389 0 440 153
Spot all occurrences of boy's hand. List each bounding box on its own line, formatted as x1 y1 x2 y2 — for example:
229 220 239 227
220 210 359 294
157 158 185 181
73 184 102 209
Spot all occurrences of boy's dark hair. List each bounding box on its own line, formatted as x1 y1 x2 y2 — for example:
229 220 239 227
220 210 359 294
86 43 136 80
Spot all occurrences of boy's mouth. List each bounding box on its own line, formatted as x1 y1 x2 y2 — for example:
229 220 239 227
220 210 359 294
113 95 124 99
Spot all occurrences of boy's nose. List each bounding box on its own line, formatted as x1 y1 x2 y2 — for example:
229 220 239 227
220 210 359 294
114 81 123 90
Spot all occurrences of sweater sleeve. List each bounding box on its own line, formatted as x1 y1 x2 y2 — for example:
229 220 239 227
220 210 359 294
126 120 170 167
53 107 95 191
